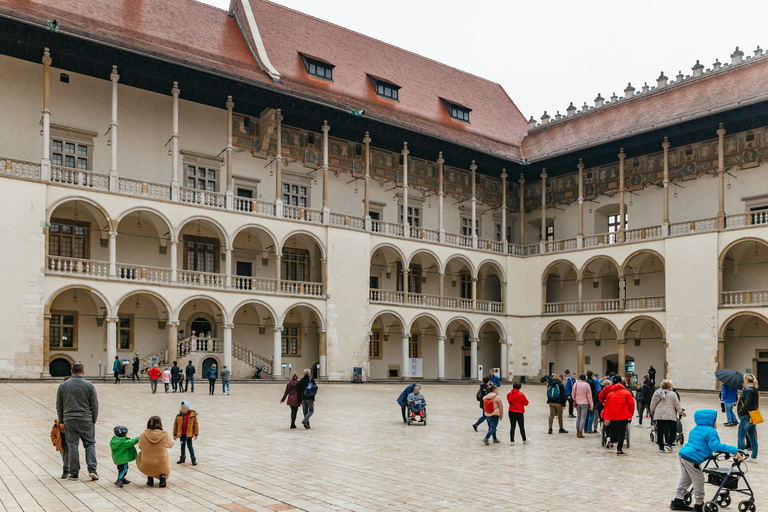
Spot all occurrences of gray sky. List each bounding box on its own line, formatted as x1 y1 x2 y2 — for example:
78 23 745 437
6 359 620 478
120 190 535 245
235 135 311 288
202 0 763 120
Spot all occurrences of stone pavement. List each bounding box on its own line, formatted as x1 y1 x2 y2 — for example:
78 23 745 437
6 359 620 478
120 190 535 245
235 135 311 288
0 381 764 512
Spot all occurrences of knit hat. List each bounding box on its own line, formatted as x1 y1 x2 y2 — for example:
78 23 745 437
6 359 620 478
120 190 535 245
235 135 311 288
181 400 191 409
113 426 128 437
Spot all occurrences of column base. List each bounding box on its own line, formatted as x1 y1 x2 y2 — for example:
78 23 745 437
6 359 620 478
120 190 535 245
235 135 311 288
438 229 445 243
576 235 584 249
662 222 670 237
472 235 478 249
716 213 726 230
41 159 51 182
364 215 372 231
225 190 234 210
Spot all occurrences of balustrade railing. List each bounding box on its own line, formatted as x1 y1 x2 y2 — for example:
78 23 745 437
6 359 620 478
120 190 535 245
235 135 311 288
283 205 323 223
181 336 223 353
625 225 664 242
116 263 171 284
371 220 403 237
51 167 109 190
232 276 277 293
406 292 441 307
721 290 768 307
1 158 41 179
478 238 505 254
476 300 504 313
47 256 109 277
625 296 665 311
118 177 171 200
445 233 472 248
180 187 226 208
669 218 718 236
234 197 276 217
177 269 227 289
369 289 405 304
725 212 768 229
582 299 621 313
409 226 440 242
544 301 579 315
281 280 324 297
329 212 365 230
232 341 273 374
544 238 578 254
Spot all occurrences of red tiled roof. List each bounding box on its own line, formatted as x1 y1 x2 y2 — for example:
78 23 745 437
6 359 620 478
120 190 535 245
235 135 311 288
522 57 768 161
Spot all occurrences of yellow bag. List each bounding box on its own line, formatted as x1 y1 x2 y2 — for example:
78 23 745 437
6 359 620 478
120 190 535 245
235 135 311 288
749 409 764 425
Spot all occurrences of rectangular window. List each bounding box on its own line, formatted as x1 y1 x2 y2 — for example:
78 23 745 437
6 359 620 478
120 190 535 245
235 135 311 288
301 55 334 81
442 100 471 123
282 183 308 208
461 216 481 237
49 219 89 259
49 312 76 349
52 139 90 171
546 225 555 242
369 76 400 101
281 325 300 356
399 205 421 227
460 273 472 299
118 317 132 350
370 331 382 359
607 213 627 244
186 165 217 192
409 334 420 359
282 249 309 282
183 236 219 273
495 222 513 242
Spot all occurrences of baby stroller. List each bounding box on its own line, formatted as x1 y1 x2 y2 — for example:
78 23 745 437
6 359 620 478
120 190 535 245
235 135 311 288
600 417 631 448
683 451 755 511
407 398 427 425
650 409 685 445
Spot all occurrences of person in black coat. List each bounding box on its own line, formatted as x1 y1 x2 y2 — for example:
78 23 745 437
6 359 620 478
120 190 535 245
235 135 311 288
737 374 760 458
635 376 655 425
170 362 181 393
131 357 141 382
184 361 196 393
396 383 416 424
297 369 318 429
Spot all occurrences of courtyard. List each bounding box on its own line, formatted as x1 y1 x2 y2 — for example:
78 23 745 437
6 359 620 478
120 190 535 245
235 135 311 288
0 381 763 511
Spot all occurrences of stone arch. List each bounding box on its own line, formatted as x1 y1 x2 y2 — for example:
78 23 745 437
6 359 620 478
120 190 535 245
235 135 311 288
543 319 578 339
115 289 173 319
479 318 507 340
407 248 442 272
444 315 477 339
580 255 621 277
719 310 768 339
477 258 506 283
581 317 620 340
46 195 111 224
176 295 229 324
622 315 666 340
408 312 443 335
444 254 476 277
370 309 407 331
231 298 278 325
542 259 579 284
371 242 406 267
280 302 326 329
621 249 665 276
175 215 229 246
280 230 326 259
45 284 112 316
231 224 279 251
719 237 768 267
115 206 173 236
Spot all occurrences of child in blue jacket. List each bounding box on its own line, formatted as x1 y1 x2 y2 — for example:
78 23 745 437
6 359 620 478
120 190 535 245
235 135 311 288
670 409 742 511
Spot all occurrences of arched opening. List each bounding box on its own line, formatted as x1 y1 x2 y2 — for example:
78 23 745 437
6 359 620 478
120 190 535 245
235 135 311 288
177 218 227 287
623 317 666 382
116 292 171 362
477 261 504 312
281 304 323 379
115 209 172 281
408 315 441 379
177 297 225 357
543 320 577 377
46 199 110 276
406 251 441 302
721 239 768 306
231 301 276 377
478 320 503 379
231 226 278 291
581 257 620 312
280 232 325 296
581 319 619 377
623 251 665 311
49 357 73 377
603 354 634 376
444 256 474 310
543 261 579 314
369 312 405 379
722 313 768 390
445 317 475 379
369 245 406 304
201 356 220 379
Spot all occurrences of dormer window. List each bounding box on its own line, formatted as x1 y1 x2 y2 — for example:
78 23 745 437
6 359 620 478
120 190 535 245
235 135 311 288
300 54 333 81
368 75 400 101
442 99 471 123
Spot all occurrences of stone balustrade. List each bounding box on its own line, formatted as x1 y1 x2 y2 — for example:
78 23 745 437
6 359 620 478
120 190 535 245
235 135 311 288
721 290 768 307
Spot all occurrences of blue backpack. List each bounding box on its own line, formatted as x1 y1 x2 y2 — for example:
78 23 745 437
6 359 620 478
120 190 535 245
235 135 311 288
547 382 561 402
303 378 318 398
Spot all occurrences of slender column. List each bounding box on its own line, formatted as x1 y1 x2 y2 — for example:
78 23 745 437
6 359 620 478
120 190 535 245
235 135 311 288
470 337 479 380
438 273 445 308
540 340 548 379
275 254 282 292
363 132 371 230
43 313 51 376
501 169 508 248
618 149 626 242
717 123 726 229
470 160 478 249
618 339 627 377
717 264 724 307
273 326 283 379
619 274 626 311
471 277 477 310
577 159 584 248
106 317 118 375
108 230 117 277
321 120 330 223
437 335 446 380
576 340 585 376
519 174 525 244
222 323 233 370
225 246 232 288
167 320 180 366
540 169 547 252
274 109 283 217
170 240 178 282
402 334 410 380
109 66 119 190
500 338 509 381
717 338 725 372
577 278 584 313
319 329 327 379
437 152 445 243
402 143 410 238
541 281 547 315
225 96 234 209
662 137 671 235
41 48 52 181
171 82 180 201
321 258 328 293
500 281 507 313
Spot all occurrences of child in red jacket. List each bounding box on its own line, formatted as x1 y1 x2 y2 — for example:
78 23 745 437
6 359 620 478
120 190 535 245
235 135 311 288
146 365 163 394
506 381 531 446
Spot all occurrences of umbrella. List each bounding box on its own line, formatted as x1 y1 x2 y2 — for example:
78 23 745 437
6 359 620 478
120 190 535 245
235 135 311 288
715 369 744 389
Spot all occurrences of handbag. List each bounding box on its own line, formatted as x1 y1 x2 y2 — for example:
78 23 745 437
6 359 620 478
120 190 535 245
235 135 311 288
749 409 763 425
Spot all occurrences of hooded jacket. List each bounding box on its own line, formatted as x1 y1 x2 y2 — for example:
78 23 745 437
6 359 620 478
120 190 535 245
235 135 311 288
172 411 199 438
110 435 140 465
721 384 738 404
679 409 737 464
281 378 300 407
136 429 174 478
598 382 624 404
546 378 567 406
147 367 162 380
650 388 683 421
506 389 529 413
602 383 635 421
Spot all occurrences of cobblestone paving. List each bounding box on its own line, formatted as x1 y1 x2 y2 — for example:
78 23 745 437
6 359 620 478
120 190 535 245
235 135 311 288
0 381 763 511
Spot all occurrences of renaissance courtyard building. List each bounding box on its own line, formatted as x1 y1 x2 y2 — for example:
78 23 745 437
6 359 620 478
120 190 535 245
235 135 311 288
1 0 767 389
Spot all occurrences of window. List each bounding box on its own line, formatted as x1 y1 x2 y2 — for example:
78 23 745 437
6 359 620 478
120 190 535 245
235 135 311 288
442 99 471 123
546 225 555 242
461 215 481 237
409 333 420 358
608 213 627 243
184 236 219 273
283 183 308 208
408 265 422 294
186 165 217 192
399 205 421 227
495 222 513 243
282 249 309 281
301 55 333 81
281 325 300 356
118 317 133 350
370 331 382 359
50 312 76 349
460 272 472 299
49 219 89 259
52 139 89 171
368 76 400 101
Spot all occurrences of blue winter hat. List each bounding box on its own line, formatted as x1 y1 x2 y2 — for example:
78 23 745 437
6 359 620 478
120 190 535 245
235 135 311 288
113 425 128 437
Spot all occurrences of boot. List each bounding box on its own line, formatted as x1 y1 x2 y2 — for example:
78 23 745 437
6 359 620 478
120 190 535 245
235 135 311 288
159 474 167 488
121 478 131 485
191 458 197 466
177 456 186 464
577 430 584 438
692 505 702 512
147 477 154 487
669 498 692 511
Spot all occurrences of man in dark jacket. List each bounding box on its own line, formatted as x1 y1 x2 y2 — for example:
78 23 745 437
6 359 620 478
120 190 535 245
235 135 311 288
648 365 657 384
170 361 181 393
546 377 568 434
297 369 318 429
635 376 655 426
397 383 416 424
184 360 195 392
56 364 99 481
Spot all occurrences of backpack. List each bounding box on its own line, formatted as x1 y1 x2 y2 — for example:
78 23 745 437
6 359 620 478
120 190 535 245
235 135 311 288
303 378 318 398
547 382 561 402
483 397 496 414
476 385 487 402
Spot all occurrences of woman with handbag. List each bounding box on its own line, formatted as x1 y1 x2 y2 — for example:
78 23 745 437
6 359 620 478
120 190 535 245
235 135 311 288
737 373 761 461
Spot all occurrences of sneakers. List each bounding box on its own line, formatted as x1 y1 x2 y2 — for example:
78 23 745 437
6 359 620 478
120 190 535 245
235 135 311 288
121 478 130 485
68 473 79 480
616 450 627 456
607 442 614 449
61 471 69 479
472 424 478 432
665 444 673 452
510 442 515 446
523 438 532 445
88 471 99 481
548 428 553 435
159 474 166 488
559 429 569 434
115 479 123 488
669 497 693 511
493 439 500 444
482 438 490 445
659 447 665 453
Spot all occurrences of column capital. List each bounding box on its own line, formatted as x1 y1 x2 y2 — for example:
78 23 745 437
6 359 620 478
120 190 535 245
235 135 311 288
436 151 444 164
44 312 52 320
42 47 52 65
617 338 628 345
171 81 180 96
321 120 330 133
273 326 284 333
438 272 445 278
469 337 479 343
167 320 180 327
470 160 477 172
319 328 327 334
662 136 670 150
222 322 235 330
275 108 283 122
577 158 584 171
717 122 726 137
106 316 120 323
110 65 119 82
500 168 508 180
437 335 447 341
109 231 118 238
519 173 525 184
618 148 626 160
541 340 549 346
576 339 586 346
363 131 371 144
540 168 547 179
225 95 234 110
402 333 411 340
402 141 409 155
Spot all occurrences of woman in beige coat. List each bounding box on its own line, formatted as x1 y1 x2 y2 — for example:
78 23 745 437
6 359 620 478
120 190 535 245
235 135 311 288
136 416 174 487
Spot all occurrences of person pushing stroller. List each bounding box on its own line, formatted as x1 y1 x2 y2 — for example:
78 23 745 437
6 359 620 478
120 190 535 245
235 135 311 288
407 385 426 423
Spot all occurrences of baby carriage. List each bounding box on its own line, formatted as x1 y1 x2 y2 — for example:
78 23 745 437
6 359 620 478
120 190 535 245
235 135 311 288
650 409 685 445
407 397 427 425
683 451 755 511
600 417 631 448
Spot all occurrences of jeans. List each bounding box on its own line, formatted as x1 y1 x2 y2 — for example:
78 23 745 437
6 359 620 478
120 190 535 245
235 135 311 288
586 409 595 432
60 442 69 472
185 377 194 392
150 379 158 393
473 413 488 428
656 419 676 448
567 397 575 416
302 399 315 423
164 383 169 392
508 412 525 442
172 378 179 392
208 378 216 395
576 404 590 431
610 419 629 451
738 415 758 458
676 458 705 505
637 402 648 424
290 406 299 427
548 403 564 430
180 436 195 459
222 381 230 393
131 370 140 382
725 403 737 424
485 415 499 441
64 419 97 474
113 371 121 384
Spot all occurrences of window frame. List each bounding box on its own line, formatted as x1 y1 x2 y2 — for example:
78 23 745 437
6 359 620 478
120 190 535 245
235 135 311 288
118 315 134 351
398 204 421 227
49 218 91 259
281 324 301 356
460 213 481 238
370 331 383 359
183 235 220 274
181 151 223 194
409 333 421 358
368 75 400 101
50 125 96 173
281 248 310 282
546 224 555 242
49 310 78 350
300 55 334 81
607 213 627 244
441 99 471 123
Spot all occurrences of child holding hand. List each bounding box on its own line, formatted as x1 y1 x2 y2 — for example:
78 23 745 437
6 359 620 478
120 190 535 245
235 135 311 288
109 426 139 488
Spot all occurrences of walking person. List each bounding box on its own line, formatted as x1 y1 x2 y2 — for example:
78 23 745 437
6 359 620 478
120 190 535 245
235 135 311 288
110 426 139 488
297 368 318 429
162 367 171 393
207 363 218 395
396 383 416 424
737 373 760 461
173 400 198 466
481 384 503 445
131 357 141 382
136 416 174 488
112 356 122 384
650 379 685 452
506 381 530 445
147 364 162 394
721 383 739 427
185 360 195 392
648 365 657 385
55 363 99 481
488 368 501 387
221 365 231 395
280 373 301 429
602 375 635 455
565 373 576 418
170 362 181 393
572 374 594 438
472 376 490 432
635 375 654 426
585 370 601 434
546 375 568 434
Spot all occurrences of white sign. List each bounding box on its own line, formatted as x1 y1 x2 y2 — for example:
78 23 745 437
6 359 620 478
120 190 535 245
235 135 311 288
477 364 483 381
409 358 422 378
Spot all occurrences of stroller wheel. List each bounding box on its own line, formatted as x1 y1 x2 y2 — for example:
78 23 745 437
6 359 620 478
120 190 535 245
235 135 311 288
716 493 731 507
738 501 756 512
678 433 685 445
650 432 655 442
704 501 720 512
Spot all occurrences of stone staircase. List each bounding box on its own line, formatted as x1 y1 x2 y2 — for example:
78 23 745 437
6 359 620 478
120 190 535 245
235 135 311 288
140 348 168 369
140 339 272 378
232 341 273 377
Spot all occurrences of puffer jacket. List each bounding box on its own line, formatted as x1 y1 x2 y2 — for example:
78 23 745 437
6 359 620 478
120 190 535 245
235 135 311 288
650 388 682 421
602 384 635 421
679 409 737 464
738 385 759 418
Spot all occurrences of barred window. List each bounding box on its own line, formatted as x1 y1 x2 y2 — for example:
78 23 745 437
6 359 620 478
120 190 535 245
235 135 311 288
50 312 76 349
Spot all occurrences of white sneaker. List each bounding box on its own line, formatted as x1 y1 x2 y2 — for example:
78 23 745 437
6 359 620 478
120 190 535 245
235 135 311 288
523 438 532 445
510 442 515 446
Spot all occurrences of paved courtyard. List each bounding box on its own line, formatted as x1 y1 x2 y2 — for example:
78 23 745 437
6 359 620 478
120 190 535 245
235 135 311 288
0 381 763 512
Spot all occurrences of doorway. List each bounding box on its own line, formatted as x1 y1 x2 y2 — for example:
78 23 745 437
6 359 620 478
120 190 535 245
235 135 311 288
191 318 212 338
201 357 218 378
49 358 72 377
236 261 252 290
757 361 768 391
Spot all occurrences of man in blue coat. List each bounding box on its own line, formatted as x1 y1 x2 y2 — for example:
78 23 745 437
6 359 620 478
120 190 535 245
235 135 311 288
397 384 416 424
721 384 738 427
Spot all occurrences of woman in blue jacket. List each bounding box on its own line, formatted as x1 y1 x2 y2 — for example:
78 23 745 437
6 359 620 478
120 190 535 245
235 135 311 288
396 384 416 424
207 364 218 395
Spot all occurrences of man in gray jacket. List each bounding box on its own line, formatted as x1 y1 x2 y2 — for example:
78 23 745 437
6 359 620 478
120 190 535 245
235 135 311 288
56 363 99 481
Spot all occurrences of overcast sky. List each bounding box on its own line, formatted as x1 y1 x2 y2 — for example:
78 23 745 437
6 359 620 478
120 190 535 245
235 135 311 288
202 0 763 120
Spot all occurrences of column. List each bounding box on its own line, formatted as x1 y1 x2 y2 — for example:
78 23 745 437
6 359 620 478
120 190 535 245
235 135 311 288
577 159 584 248
470 160 478 249
274 109 283 217
500 338 509 381
437 335 446 380
500 281 507 313
471 277 477 310
273 326 283 379
319 329 327 379
109 65 119 190
661 137 671 236
402 334 410 380
618 149 626 242
618 339 627 377
717 264 724 307
225 96 234 209
717 123 726 229
363 132 371 230
470 337 479 380
222 323 233 370
540 340 548 379
43 313 51 376
224 246 232 288
170 240 178 282
106 316 118 375
518 174 525 244
577 278 584 313
576 339 585 376
540 169 547 252
619 274 626 311
501 169 508 250
437 152 445 243
108 230 117 278
402 142 410 238
171 82 180 201
321 258 328 295
41 48 52 181
717 337 725 371
321 120 330 224
438 273 445 307
167 320 180 365
275 254 282 292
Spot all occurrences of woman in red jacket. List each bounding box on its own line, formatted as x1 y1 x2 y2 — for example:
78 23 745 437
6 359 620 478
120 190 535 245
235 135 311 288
602 375 635 455
506 381 531 446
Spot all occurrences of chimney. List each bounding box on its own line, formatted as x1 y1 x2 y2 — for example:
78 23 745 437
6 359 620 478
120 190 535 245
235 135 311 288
657 71 668 88
554 111 562 121
692 60 704 77
731 46 744 65
624 82 635 98
756 46 764 57
527 116 537 130
594 93 604 108
610 92 618 103
641 82 650 93
566 102 577 117
581 102 589 113
541 111 550 124
712 59 721 71
676 70 684 83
